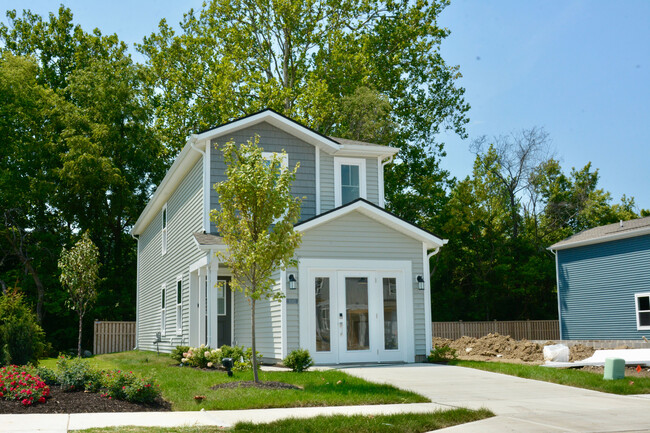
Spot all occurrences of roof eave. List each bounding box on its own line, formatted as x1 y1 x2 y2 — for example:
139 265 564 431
549 226 650 251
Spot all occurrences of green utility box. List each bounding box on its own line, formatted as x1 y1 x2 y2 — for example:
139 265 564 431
603 358 625 380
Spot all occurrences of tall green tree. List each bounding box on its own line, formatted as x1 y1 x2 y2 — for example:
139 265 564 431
58 231 101 357
211 138 302 383
138 0 469 229
1 7 166 349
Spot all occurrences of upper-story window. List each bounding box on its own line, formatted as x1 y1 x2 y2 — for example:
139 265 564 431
162 203 168 255
334 157 366 207
262 152 288 171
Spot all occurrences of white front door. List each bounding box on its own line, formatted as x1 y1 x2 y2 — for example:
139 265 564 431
302 260 412 364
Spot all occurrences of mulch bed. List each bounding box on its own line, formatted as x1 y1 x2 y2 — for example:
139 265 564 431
0 387 171 414
211 381 303 391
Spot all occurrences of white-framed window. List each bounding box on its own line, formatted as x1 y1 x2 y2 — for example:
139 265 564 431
334 157 366 207
635 292 650 330
161 283 166 336
262 152 288 171
176 275 183 335
161 203 168 255
217 280 226 316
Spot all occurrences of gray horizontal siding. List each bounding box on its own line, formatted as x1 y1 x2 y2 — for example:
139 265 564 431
297 211 426 354
210 122 316 232
137 160 205 353
366 157 379 205
558 234 650 340
320 151 335 213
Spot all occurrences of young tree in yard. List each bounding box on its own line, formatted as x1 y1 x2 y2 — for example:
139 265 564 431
211 138 302 383
58 231 101 357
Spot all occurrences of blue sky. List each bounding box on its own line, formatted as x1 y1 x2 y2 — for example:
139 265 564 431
2 0 649 209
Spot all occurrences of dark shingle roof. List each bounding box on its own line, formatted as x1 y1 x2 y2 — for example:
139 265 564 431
193 232 225 246
549 216 650 250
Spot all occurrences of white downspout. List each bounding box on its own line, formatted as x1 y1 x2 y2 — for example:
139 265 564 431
379 155 393 207
131 232 140 350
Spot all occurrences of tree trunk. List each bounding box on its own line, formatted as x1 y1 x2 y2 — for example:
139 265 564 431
251 299 259 383
78 313 84 357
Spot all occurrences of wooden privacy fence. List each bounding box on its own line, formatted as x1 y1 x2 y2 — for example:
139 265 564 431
433 320 559 341
93 321 136 355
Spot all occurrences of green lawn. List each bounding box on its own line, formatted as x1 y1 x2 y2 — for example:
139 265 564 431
41 351 428 410
73 408 494 433
454 360 650 394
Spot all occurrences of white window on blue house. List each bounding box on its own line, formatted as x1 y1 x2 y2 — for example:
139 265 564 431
162 203 168 255
334 157 366 207
176 275 183 335
161 284 167 336
635 293 650 330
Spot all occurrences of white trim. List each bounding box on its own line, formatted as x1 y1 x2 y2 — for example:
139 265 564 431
296 200 447 249
134 236 140 349
194 110 341 153
423 244 433 356
315 148 321 215
176 274 183 335
635 292 650 331
203 139 211 232
549 227 650 251
280 269 288 359
298 258 414 364
161 203 168 255
189 255 209 273
377 156 383 208
334 157 367 207
553 250 563 339
334 144 399 158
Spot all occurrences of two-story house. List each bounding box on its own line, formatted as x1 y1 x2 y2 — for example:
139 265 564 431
131 110 447 364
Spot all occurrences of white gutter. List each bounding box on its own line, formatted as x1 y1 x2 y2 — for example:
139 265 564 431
131 232 140 350
427 247 441 260
550 248 563 340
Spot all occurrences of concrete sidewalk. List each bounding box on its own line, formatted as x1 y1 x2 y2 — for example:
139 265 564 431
2 364 649 432
0 402 450 432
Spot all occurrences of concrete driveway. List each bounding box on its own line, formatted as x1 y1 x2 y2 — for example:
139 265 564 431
342 363 650 432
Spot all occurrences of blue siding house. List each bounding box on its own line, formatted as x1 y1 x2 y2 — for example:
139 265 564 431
549 217 650 340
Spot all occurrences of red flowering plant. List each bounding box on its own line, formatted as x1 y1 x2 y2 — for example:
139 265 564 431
101 370 159 404
0 365 50 406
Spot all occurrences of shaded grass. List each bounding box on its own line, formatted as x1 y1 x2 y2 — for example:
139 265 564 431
454 360 650 394
41 351 428 410
73 408 494 433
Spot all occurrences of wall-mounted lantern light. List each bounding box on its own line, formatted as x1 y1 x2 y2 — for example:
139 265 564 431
288 274 297 290
416 275 425 290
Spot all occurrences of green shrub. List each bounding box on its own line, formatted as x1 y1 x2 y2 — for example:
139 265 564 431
34 366 58 386
100 369 160 404
283 348 313 372
171 345 190 364
55 355 98 391
428 345 458 363
0 289 46 365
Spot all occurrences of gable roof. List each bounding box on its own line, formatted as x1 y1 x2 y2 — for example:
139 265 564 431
549 216 650 251
295 198 448 249
132 109 399 236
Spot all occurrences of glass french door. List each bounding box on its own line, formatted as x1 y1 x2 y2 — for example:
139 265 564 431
310 270 404 363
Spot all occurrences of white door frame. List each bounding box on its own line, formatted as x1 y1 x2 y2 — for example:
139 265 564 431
299 259 413 364
188 254 219 348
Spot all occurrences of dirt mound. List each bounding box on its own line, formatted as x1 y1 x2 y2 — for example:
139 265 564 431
434 333 596 364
